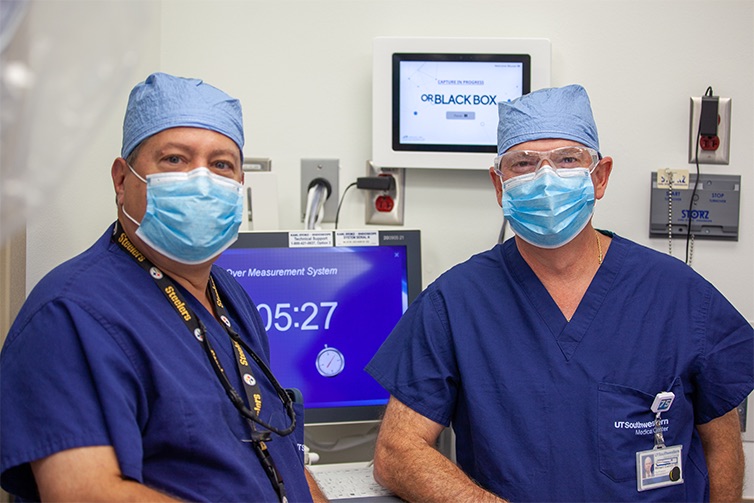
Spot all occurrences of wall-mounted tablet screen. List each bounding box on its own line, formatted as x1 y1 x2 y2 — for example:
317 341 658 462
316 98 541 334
393 53 530 153
373 37 551 169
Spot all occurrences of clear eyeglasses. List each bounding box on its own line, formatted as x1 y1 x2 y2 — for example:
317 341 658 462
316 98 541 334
493 146 600 179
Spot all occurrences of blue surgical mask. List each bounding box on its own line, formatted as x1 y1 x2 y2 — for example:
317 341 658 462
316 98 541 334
123 165 243 264
501 165 595 249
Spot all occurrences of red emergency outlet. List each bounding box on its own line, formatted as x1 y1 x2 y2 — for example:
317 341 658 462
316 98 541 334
699 135 720 151
375 195 395 212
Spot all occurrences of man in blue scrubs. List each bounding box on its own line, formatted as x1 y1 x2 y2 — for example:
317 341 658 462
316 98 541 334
1 73 325 502
366 85 753 502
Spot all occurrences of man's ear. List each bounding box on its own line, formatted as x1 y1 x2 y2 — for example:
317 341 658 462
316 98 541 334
592 156 613 200
111 157 128 207
489 166 503 207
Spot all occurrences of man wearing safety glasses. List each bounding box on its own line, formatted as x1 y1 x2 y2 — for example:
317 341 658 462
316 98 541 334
367 85 752 502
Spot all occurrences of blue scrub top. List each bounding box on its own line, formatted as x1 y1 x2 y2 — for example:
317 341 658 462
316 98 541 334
1 225 312 502
366 233 753 502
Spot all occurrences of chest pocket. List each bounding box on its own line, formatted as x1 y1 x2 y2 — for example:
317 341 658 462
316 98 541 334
597 378 689 483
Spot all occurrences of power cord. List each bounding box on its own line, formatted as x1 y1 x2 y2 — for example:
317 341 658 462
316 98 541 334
497 218 507 244
686 86 714 265
334 175 396 229
334 182 357 229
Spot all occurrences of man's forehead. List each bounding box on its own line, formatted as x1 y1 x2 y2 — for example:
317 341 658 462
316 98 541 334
145 127 238 151
141 127 241 156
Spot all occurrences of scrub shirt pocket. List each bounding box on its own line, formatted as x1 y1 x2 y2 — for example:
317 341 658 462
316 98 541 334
598 378 684 483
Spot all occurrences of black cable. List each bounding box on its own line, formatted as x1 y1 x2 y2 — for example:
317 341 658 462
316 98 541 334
686 86 713 264
334 182 357 229
334 175 396 229
498 217 507 244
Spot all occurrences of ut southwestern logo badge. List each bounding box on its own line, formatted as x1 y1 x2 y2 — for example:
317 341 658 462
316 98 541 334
243 373 256 386
657 398 673 412
149 267 163 279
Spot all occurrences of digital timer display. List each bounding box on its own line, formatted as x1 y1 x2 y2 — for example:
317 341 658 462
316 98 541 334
255 301 339 332
215 242 410 415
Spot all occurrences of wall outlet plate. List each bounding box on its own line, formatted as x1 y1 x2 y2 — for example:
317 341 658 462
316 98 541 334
365 162 405 225
688 96 731 165
301 159 339 223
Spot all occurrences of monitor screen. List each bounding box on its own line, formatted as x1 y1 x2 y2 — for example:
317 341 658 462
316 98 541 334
372 37 551 169
214 229 422 424
393 53 530 153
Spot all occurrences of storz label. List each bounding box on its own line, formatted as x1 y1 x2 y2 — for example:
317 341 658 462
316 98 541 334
680 209 710 222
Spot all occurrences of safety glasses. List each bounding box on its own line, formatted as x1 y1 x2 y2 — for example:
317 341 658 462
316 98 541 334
494 146 600 179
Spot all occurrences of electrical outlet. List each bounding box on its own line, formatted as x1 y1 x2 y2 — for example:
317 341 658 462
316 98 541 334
365 162 405 225
688 96 731 165
301 159 339 223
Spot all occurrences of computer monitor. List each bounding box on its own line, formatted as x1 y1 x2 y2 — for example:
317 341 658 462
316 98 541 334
215 229 422 424
373 37 551 170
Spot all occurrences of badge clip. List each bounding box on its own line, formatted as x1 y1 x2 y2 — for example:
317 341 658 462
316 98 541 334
651 391 675 414
650 391 674 449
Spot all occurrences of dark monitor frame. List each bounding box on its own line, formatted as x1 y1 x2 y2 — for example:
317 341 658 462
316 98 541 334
222 229 422 424
372 37 551 170
391 52 531 154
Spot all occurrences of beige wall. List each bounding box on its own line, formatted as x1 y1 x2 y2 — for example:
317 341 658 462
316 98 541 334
5 0 754 498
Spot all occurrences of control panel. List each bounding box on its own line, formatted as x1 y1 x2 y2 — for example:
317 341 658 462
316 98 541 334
649 172 740 241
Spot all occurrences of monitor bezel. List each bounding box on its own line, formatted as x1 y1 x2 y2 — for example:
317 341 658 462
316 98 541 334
391 52 532 154
226 229 422 425
372 37 551 170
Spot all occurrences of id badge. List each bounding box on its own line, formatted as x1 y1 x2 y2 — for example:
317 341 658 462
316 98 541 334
636 445 684 492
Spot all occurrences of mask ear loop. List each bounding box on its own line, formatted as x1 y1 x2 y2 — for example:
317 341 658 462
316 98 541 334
121 163 148 226
127 163 148 183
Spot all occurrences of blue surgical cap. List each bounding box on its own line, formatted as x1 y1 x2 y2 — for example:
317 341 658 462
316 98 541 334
121 72 244 159
497 84 599 155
